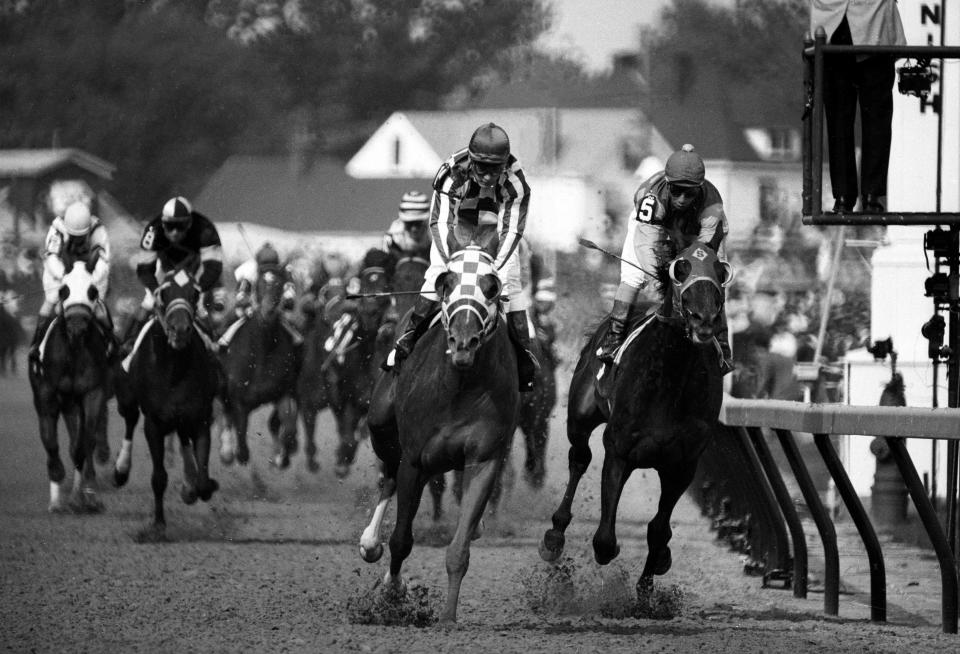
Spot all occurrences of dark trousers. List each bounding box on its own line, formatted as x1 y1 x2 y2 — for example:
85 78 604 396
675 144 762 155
823 17 896 202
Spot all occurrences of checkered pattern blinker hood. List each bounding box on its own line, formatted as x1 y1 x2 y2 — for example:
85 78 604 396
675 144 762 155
438 245 502 336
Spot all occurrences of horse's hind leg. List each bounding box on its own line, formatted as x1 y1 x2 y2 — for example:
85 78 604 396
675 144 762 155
591 442 632 565
428 473 446 522
441 458 500 623
638 465 698 592
541 367 603 562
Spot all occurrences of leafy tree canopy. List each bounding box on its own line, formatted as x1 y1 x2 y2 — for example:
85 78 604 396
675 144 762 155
0 0 552 217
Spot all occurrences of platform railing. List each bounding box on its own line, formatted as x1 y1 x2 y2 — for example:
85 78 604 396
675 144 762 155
720 397 960 634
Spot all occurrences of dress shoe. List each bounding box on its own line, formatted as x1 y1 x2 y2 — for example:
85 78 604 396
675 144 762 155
861 194 885 213
829 197 854 214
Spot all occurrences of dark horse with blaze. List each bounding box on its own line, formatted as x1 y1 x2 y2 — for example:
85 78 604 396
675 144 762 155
113 267 221 534
540 240 732 594
218 262 301 467
29 259 112 513
359 244 521 623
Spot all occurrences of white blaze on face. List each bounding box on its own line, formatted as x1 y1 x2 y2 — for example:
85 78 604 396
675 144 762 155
61 261 97 313
442 246 500 329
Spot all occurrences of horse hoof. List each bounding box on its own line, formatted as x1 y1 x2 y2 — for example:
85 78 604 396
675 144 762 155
219 449 235 466
199 479 219 502
539 529 565 562
359 542 383 563
334 463 350 479
180 485 198 505
113 468 130 488
71 489 104 514
653 547 672 576
306 458 320 474
95 444 111 465
48 500 69 514
594 543 620 566
236 445 250 466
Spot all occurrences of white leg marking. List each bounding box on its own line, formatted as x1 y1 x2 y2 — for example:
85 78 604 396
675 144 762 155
360 497 391 553
116 439 133 474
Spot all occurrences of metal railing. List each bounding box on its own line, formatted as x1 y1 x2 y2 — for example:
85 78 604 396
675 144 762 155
720 397 960 634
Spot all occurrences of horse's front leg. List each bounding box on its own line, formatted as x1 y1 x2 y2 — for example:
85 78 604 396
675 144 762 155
37 406 66 512
268 396 298 469
228 402 252 465
143 417 170 529
442 457 501 623
385 460 429 590
637 464 698 592
71 391 105 513
334 403 359 479
541 369 602 561
591 436 632 565
299 402 320 473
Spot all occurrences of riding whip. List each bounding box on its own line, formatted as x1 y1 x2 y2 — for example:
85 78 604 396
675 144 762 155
577 238 655 278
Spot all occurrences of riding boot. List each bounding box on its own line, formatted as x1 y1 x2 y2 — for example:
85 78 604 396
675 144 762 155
507 310 540 393
385 295 438 370
597 299 632 364
29 314 55 362
716 312 734 376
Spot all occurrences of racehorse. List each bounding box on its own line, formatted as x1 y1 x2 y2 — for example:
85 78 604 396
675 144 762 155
298 248 393 477
0 290 25 375
539 240 732 594
359 244 521 623
516 320 558 489
218 262 301 468
29 260 111 513
112 268 221 532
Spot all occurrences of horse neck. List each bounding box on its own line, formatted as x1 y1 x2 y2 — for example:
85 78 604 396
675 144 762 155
624 318 700 392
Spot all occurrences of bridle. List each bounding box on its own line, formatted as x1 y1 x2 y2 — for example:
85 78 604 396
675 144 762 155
439 247 501 343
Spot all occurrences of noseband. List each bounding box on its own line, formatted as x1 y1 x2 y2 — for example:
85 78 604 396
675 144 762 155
440 248 501 343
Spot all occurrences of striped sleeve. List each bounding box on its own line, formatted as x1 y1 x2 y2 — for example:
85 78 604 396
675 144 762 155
495 162 530 269
429 167 457 263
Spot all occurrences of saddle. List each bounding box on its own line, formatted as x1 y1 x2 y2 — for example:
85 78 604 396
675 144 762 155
595 311 658 401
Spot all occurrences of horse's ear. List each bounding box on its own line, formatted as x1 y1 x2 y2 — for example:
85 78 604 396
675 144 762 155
434 271 452 299
479 273 502 301
58 285 70 302
87 285 99 302
715 260 735 287
669 259 692 285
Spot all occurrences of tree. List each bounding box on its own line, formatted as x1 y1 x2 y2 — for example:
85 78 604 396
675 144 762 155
641 0 807 128
0 0 287 216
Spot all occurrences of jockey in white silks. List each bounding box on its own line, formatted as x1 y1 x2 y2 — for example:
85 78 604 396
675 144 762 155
30 201 117 361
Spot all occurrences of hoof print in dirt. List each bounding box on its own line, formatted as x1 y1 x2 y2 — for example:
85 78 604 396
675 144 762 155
346 581 439 627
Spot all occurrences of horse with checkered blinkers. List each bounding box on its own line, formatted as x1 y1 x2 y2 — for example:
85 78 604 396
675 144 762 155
540 240 732 594
112 266 221 534
29 258 112 513
359 242 521 623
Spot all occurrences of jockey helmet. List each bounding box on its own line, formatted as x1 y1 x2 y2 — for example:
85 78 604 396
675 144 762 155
467 123 510 165
398 191 430 222
664 144 705 187
255 242 280 267
161 196 193 225
62 202 94 237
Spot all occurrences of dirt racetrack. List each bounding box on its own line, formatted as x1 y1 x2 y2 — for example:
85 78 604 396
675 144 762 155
1 353 958 653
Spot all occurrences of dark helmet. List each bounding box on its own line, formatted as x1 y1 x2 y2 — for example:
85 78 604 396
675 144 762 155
468 123 510 165
664 144 705 187
255 242 280 267
161 196 193 224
